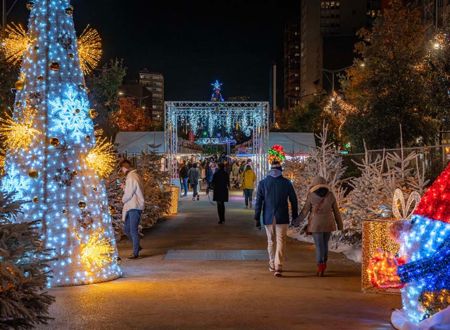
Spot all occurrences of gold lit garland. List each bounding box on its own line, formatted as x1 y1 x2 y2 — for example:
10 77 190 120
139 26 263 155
1 22 31 65
0 108 40 151
77 25 102 75
79 228 114 272
86 137 116 178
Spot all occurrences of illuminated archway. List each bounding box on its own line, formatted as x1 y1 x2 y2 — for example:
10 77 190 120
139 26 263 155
164 101 270 182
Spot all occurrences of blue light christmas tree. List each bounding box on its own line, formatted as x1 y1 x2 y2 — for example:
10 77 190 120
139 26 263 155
0 0 121 286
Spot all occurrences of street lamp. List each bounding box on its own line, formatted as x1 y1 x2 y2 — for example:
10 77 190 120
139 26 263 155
322 66 352 93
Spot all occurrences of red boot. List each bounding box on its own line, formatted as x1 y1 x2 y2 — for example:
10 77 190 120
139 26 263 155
316 264 322 277
320 263 327 277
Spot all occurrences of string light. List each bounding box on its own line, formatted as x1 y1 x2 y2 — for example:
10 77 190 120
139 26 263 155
363 219 402 292
0 108 41 151
1 22 31 65
420 289 450 316
323 91 357 139
368 250 405 289
86 138 116 178
78 228 115 274
77 25 102 75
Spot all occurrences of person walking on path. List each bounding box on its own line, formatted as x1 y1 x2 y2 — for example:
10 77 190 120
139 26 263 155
120 159 145 259
206 160 216 194
212 162 230 224
254 161 298 277
188 163 200 200
231 160 241 188
297 176 343 277
242 164 256 209
179 161 189 197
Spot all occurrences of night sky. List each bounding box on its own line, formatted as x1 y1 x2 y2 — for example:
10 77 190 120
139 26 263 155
10 0 300 101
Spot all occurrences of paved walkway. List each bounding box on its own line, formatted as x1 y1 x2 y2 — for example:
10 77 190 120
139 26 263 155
42 192 400 330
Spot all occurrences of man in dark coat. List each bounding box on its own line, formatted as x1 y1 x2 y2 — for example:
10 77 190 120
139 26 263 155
212 162 230 224
254 161 298 277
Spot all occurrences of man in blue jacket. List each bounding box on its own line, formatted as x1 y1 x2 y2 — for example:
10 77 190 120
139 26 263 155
254 161 298 277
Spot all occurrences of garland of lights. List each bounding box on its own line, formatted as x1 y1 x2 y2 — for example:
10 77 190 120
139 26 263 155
177 108 263 138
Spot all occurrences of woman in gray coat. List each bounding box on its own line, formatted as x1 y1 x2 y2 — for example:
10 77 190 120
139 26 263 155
299 176 343 277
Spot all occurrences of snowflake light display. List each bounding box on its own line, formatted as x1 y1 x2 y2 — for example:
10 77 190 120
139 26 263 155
49 84 93 144
0 0 121 286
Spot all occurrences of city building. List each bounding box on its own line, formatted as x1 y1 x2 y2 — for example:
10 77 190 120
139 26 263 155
283 0 381 112
283 1 322 112
139 69 165 121
283 22 302 110
320 0 367 36
300 1 323 99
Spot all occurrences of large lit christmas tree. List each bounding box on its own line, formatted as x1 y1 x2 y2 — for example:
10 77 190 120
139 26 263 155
0 0 121 286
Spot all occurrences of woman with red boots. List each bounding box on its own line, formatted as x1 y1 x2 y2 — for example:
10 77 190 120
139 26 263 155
298 176 343 277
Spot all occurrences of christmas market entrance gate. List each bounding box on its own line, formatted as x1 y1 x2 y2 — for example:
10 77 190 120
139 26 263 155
164 101 270 182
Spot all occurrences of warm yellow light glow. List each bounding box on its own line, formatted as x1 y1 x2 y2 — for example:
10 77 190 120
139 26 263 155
420 289 450 315
0 108 41 151
79 229 114 271
0 152 5 176
165 185 179 215
86 137 116 178
361 219 401 293
1 22 31 65
77 25 102 75
323 91 357 139
431 32 446 51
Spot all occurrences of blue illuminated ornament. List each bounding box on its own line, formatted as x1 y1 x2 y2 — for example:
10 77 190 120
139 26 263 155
1 0 121 286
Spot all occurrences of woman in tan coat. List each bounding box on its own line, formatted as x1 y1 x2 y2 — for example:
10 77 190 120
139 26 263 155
299 176 343 276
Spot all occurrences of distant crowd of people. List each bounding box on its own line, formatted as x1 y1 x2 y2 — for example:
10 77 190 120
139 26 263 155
178 152 257 224
178 153 255 202
119 155 343 279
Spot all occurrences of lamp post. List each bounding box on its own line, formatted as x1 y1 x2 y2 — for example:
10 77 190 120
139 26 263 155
322 66 352 93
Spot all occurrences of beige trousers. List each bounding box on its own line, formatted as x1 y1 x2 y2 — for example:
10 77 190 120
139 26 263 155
264 218 288 270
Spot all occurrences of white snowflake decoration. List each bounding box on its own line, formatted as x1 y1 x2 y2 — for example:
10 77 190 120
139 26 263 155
1 163 32 200
49 85 93 143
